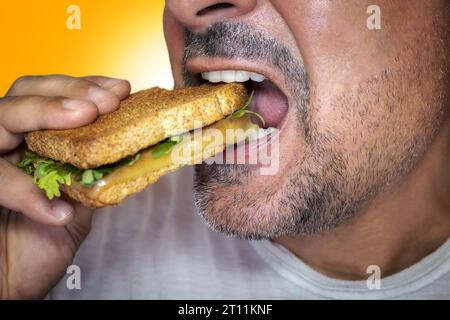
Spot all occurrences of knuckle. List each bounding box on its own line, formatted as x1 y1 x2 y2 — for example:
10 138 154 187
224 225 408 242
66 78 98 98
107 92 120 105
30 97 62 125
43 97 98 127
7 75 35 95
14 75 34 85
39 98 69 124
45 96 64 109
0 96 13 108
0 127 22 152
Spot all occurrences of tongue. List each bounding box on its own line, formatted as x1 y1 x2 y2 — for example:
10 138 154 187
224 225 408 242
247 80 289 128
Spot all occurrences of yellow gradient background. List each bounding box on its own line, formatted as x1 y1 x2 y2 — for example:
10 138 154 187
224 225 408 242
0 0 172 95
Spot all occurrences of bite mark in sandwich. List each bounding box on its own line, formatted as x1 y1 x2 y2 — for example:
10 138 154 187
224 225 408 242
17 83 266 208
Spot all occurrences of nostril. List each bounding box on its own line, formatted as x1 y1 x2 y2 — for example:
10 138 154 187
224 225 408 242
197 2 235 16
166 0 256 31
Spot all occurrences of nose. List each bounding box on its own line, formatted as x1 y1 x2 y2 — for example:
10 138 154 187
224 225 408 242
165 0 257 32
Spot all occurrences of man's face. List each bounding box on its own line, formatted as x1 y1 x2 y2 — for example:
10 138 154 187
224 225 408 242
163 0 449 239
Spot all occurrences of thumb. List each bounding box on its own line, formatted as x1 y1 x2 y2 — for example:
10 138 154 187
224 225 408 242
64 200 95 249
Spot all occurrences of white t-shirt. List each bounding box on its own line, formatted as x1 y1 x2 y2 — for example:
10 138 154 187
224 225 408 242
49 167 450 299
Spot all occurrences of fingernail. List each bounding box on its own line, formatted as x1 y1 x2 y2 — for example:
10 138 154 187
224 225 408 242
110 81 126 92
62 99 83 110
88 87 113 110
50 198 73 221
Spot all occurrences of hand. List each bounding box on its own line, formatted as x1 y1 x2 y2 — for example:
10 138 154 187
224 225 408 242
0 75 131 298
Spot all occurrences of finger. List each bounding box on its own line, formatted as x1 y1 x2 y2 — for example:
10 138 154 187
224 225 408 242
0 124 22 154
6 75 120 114
82 76 131 100
0 96 98 152
1 145 25 164
64 199 95 247
0 157 74 226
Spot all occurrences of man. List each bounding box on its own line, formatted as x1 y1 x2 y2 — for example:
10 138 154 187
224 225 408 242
0 0 449 299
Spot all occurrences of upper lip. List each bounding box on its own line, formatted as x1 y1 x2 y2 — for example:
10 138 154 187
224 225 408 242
186 57 290 100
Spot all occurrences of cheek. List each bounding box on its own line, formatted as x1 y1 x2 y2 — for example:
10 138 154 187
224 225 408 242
163 7 186 87
308 64 444 187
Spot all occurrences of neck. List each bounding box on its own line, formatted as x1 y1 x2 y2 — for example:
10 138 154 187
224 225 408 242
275 122 450 280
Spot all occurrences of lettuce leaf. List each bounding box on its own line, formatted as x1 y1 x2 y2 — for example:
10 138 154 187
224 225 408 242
17 152 80 199
17 151 142 199
152 135 183 159
227 91 265 127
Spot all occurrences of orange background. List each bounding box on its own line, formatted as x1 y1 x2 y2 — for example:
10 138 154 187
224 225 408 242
0 0 172 95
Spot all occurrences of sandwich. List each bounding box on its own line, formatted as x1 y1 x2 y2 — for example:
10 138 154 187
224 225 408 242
17 83 265 207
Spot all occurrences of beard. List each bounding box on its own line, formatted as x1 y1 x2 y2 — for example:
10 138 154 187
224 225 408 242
184 21 447 240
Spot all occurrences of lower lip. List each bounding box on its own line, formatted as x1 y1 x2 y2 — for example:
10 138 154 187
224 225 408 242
221 122 283 166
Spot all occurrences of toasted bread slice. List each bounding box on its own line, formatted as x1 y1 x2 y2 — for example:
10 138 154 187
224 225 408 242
25 83 246 169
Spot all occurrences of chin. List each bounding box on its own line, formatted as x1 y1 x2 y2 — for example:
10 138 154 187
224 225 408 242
193 162 310 240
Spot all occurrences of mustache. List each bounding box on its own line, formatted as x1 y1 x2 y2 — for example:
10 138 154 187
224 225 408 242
182 22 309 109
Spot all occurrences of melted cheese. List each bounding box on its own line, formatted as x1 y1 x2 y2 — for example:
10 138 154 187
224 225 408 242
83 115 259 198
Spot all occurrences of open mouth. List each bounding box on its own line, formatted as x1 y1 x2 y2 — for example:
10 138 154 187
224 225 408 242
191 69 290 130
187 66 289 166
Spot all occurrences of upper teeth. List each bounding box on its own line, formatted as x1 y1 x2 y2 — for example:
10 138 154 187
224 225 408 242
201 70 266 83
